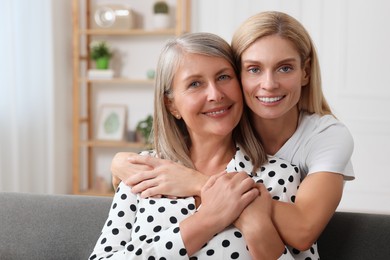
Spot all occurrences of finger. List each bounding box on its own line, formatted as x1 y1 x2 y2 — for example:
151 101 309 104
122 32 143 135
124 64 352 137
255 182 267 193
128 154 162 169
140 186 164 198
130 178 158 193
148 194 162 199
139 183 179 198
226 171 247 183
124 170 157 186
202 171 226 191
228 172 256 190
240 187 259 206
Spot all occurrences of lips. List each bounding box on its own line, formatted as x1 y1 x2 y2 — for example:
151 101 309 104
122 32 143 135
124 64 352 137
203 105 231 116
257 96 284 103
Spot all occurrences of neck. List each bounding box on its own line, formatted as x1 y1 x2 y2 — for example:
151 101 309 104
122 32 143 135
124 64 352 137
190 135 235 176
253 108 300 155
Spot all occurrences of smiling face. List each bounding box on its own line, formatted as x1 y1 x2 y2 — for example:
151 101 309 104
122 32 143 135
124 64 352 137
167 53 243 140
240 35 310 122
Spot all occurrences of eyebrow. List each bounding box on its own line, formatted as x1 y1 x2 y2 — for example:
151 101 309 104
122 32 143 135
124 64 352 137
242 57 299 66
182 66 234 81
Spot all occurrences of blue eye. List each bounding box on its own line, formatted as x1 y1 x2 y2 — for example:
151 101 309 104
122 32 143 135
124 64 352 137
218 74 231 81
248 67 260 74
189 81 201 88
279 66 293 73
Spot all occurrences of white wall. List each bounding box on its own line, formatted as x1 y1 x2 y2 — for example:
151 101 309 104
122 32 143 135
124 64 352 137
192 0 390 214
2 0 389 214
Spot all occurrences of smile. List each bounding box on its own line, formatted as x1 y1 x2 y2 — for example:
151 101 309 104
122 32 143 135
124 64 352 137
203 106 231 116
257 96 284 103
204 108 228 116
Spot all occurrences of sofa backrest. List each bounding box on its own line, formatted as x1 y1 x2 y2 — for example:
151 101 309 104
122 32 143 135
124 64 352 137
0 192 112 260
1 192 390 260
318 211 390 259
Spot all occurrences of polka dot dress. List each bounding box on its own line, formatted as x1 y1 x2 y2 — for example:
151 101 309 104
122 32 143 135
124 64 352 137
89 146 319 259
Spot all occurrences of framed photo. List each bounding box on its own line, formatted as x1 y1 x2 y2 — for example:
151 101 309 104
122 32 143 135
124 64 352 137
96 105 127 141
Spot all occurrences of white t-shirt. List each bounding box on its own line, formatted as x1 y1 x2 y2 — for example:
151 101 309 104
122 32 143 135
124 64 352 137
274 111 355 181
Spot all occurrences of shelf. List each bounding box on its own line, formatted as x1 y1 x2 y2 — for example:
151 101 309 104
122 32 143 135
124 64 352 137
80 140 146 148
82 78 154 85
76 189 114 197
72 0 191 196
82 28 176 36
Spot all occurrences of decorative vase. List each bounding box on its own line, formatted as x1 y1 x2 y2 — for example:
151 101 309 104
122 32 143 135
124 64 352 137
96 57 109 69
153 14 170 29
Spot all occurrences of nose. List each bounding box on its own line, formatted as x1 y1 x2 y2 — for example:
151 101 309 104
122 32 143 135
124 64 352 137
261 71 278 90
207 81 225 102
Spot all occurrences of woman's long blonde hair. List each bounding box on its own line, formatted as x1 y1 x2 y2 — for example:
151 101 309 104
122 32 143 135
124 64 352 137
152 32 267 173
232 11 333 116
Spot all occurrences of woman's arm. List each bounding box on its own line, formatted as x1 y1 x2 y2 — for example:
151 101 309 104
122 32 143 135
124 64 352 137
111 152 208 197
272 171 344 250
234 183 287 259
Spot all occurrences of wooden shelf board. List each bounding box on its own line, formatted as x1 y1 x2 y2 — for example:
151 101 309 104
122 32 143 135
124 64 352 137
82 78 154 85
80 140 146 148
82 28 176 36
76 189 114 197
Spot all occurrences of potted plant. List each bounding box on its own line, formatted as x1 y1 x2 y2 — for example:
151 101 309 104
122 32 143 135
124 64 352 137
136 114 153 144
89 41 112 69
153 1 170 29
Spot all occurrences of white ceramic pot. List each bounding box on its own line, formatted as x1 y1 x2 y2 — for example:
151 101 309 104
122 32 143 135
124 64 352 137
153 14 171 29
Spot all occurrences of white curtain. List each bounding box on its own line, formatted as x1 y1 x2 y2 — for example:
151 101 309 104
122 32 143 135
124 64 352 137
0 0 72 194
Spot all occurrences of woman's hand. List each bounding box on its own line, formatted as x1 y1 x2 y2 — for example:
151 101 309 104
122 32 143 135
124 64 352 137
233 182 273 231
179 171 258 256
111 152 209 198
110 152 151 190
200 171 259 228
234 182 285 259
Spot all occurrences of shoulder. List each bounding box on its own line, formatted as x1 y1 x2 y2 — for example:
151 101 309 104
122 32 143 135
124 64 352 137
296 112 354 148
300 112 350 134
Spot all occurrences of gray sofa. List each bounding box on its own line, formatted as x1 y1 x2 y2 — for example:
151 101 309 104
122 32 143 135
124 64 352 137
0 192 389 260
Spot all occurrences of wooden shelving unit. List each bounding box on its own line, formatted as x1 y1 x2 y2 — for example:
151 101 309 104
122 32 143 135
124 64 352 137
72 0 191 196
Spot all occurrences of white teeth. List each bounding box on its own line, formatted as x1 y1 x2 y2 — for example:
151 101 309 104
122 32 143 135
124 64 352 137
205 109 227 116
258 96 283 103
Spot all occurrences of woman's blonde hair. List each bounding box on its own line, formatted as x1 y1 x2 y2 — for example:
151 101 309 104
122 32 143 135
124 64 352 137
232 11 333 115
152 32 267 173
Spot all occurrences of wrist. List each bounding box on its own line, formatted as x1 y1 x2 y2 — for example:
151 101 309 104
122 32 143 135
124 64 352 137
192 170 209 197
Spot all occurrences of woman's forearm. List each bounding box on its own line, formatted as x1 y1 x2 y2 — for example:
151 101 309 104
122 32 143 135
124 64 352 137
272 172 344 250
242 216 286 259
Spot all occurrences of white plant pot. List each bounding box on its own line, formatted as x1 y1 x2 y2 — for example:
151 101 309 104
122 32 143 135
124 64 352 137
153 14 171 29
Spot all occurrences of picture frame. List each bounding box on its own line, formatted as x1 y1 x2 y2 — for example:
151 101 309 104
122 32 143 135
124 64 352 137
96 105 127 141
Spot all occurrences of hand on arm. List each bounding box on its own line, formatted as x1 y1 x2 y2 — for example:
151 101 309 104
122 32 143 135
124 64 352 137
180 171 259 256
272 171 344 250
111 152 151 190
234 182 285 259
111 152 209 198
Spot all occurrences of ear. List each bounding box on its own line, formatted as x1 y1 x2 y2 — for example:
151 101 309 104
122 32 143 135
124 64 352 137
164 96 180 118
301 58 311 86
